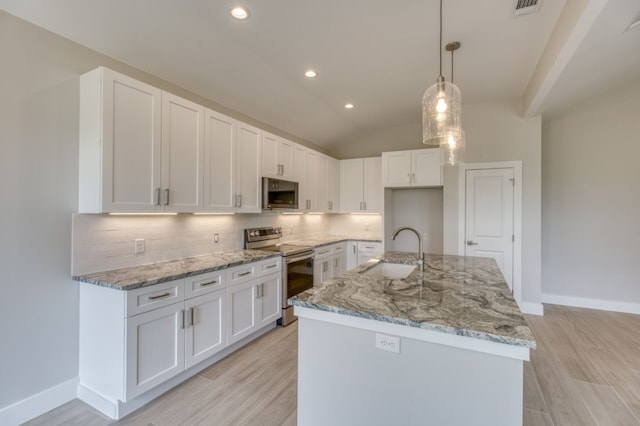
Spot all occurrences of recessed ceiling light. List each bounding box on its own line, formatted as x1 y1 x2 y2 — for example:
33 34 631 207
305 70 317 78
231 6 250 20
345 103 354 109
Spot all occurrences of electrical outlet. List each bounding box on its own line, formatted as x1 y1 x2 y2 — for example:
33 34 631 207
134 238 145 255
213 233 219 243
375 333 400 354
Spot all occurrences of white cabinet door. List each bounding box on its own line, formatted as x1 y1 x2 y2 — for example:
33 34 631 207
339 159 364 213
413 149 442 186
184 289 227 369
262 134 295 180
161 93 204 212
279 139 295 181
331 254 344 278
125 303 184 401
363 157 382 213
316 154 329 212
313 258 332 286
203 109 236 212
257 273 282 327
327 158 340 212
227 280 258 344
382 151 413 188
346 241 358 270
79 67 162 213
303 150 317 211
382 149 442 188
294 146 306 210
261 132 280 179
236 123 262 213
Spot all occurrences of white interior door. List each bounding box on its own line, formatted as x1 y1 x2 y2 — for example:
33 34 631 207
465 168 514 290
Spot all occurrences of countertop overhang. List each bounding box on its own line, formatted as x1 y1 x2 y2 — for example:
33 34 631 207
289 252 536 355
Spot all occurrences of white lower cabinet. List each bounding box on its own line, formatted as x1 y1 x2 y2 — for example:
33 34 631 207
79 257 281 419
357 241 383 265
313 243 347 286
227 265 282 344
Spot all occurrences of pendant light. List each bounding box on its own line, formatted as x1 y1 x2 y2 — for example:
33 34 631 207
422 0 462 147
440 41 465 166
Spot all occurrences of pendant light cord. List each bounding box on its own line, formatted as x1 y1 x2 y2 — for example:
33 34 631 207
439 0 443 79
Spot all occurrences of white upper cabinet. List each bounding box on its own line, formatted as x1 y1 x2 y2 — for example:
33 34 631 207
316 154 329 213
80 67 205 213
79 67 162 213
261 132 295 181
327 157 339 212
303 150 317 211
339 157 382 213
235 123 262 213
161 92 204 212
382 148 442 188
203 109 236 212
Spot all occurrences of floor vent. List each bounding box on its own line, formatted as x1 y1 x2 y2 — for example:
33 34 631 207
514 0 543 16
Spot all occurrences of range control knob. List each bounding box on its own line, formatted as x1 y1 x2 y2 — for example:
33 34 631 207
249 231 257 237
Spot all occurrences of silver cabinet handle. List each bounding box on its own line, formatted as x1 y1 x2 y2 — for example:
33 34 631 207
149 292 171 300
155 188 161 206
199 280 218 287
359 201 363 210
180 309 185 329
233 194 237 208
334 258 338 268
255 284 263 299
411 173 415 183
407 173 411 184
238 194 242 207
238 270 252 277
466 240 479 246
164 188 170 206
353 245 356 254
265 263 278 269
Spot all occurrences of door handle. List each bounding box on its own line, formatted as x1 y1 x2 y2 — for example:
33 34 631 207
466 240 479 246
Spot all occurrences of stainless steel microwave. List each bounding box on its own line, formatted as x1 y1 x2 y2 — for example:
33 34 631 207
262 177 299 209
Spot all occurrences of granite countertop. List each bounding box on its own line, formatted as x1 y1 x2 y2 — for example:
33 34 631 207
289 252 536 349
72 250 279 290
284 235 381 248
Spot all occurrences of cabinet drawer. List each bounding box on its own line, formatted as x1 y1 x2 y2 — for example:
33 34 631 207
314 245 334 259
258 257 282 276
184 270 226 299
227 262 258 286
333 242 346 254
357 241 382 254
126 280 184 317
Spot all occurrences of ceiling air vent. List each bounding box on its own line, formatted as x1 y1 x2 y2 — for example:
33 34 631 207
514 0 543 17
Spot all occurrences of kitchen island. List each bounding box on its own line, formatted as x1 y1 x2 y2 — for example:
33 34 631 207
289 252 535 426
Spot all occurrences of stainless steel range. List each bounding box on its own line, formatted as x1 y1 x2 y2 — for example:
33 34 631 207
245 226 314 326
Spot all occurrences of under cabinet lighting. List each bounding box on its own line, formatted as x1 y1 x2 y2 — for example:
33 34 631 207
345 103 354 109
109 213 178 216
305 70 317 78
193 212 236 216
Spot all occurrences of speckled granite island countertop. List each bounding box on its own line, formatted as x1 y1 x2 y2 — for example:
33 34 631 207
290 252 535 349
72 250 279 290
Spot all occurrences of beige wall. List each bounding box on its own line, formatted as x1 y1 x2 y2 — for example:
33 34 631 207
542 78 640 304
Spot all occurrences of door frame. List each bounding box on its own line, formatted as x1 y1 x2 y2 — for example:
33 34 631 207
457 161 523 303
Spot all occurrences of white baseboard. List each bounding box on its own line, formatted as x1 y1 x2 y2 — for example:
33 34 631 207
542 293 640 315
0 377 78 426
519 302 544 316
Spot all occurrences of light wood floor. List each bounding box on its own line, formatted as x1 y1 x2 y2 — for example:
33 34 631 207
24 304 640 425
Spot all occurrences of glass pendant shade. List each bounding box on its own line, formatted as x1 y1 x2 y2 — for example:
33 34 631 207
440 128 465 166
422 78 462 145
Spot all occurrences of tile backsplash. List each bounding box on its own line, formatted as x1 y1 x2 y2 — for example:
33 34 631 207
72 213 381 275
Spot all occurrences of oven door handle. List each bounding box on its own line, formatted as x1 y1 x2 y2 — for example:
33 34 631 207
286 254 314 264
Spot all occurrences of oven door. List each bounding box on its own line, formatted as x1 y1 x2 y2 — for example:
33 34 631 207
280 253 314 326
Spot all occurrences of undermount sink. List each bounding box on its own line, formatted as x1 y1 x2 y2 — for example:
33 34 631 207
363 263 416 279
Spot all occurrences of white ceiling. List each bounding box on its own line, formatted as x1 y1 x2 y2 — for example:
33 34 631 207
1 0 638 156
